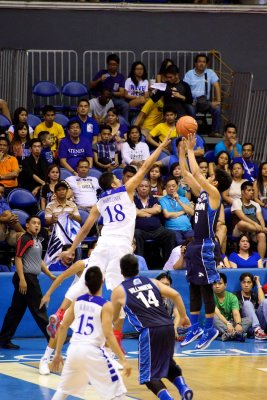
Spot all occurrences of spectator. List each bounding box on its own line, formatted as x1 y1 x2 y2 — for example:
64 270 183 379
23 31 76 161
92 124 119 171
163 241 188 271
198 157 209 178
49 244 76 272
106 107 128 148
70 98 99 145
146 106 177 150
20 138 48 196
134 97 164 138
0 183 24 247
58 120 93 174
159 177 194 245
183 53 222 136
232 142 259 182
214 123 242 159
89 53 129 123
147 164 164 196
65 158 100 212
10 123 31 166
0 215 55 350
222 162 246 206
228 234 263 269
40 164 70 210
235 273 267 339
231 181 267 258
121 165 137 184
89 89 114 124
34 105 65 152
213 272 252 341
156 58 175 83
208 150 231 178
132 238 148 272
38 131 55 165
134 178 176 264
121 125 150 169
168 161 191 200
0 137 20 194
45 181 81 227
124 61 149 108
151 65 193 119
8 107 33 140
253 162 267 207
0 98 11 122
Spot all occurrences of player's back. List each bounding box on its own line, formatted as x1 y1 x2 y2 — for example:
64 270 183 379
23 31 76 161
71 294 107 346
97 185 136 242
194 190 220 240
121 276 173 332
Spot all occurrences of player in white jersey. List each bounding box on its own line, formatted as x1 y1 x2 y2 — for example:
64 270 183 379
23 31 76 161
45 131 172 340
50 267 131 400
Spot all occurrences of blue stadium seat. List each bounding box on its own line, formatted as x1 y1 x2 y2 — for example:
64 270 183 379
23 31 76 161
89 168 102 180
11 209 30 227
27 113 41 129
36 210 46 227
113 168 123 180
261 206 267 224
54 113 69 128
7 189 38 213
204 150 216 163
32 80 62 113
0 114 11 130
60 168 73 180
62 81 88 114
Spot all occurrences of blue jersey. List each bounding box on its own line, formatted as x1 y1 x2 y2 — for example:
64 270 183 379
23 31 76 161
121 276 173 331
194 190 220 240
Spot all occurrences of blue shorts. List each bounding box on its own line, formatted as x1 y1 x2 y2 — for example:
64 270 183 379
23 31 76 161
185 238 220 285
138 325 175 384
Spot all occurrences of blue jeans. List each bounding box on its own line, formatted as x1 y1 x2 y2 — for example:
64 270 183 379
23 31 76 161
187 103 221 134
242 299 267 330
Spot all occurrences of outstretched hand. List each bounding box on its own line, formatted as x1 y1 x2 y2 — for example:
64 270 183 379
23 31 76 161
184 133 197 151
160 129 173 149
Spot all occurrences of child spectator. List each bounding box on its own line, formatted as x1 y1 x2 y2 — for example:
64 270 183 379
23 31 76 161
228 234 263 269
10 123 31 166
93 124 119 171
147 164 164 196
38 131 55 165
34 105 65 152
7 107 34 141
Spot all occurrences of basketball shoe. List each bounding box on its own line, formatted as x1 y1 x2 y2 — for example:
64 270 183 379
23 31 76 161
195 327 219 350
180 325 204 347
46 308 65 338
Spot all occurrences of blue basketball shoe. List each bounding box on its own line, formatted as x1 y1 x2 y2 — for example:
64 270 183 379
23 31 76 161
180 325 204 347
175 376 193 400
195 327 219 350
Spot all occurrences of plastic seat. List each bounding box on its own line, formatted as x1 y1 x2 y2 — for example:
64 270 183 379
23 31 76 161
11 209 30 227
112 168 124 180
0 114 11 129
7 189 38 213
36 210 46 227
89 168 102 180
62 81 88 114
60 168 73 180
54 113 69 128
32 80 62 113
27 113 41 129
204 150 215 163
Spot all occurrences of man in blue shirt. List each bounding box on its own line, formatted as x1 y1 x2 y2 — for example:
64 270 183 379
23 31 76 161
184 53 222 136
58 120 93 174
214 122 242 160
232 142 258 182
70 98 99 145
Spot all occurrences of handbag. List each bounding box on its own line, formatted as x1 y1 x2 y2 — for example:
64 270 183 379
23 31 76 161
195 73 210 113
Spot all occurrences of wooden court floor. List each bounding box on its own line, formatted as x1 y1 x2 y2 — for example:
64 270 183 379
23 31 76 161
0 338 266 400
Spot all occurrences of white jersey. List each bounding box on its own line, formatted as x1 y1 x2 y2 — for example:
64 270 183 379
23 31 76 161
71 294 107 347
97 185 136 242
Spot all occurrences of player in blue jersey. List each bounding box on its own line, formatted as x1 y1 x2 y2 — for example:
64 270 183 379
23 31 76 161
46 132 172 347
179 134 232 350
112 254 192 400
50 266 131 400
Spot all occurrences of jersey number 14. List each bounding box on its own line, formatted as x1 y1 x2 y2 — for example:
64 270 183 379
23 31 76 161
136 290 159 308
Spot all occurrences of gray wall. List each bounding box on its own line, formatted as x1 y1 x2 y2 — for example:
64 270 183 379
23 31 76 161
0 8 267 89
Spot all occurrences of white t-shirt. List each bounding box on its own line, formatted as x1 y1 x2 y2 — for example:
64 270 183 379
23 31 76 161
121 141 150 165
8 124 34 138
125 78 149 97
164 246 184 271
89 98 114 121
65 176 99 207
228 179 246 201
231 198 261 214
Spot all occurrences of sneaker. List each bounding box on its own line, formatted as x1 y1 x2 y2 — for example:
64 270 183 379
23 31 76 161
46 309 65 338
195 327 219 350
232 332 246 342
39 358 50 375
0 341 20 350
180 385 193 400
221 332 233 342
180 326 204 347
255 327 267 340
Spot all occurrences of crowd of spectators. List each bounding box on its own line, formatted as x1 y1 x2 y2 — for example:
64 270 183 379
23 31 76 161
1 52 267 343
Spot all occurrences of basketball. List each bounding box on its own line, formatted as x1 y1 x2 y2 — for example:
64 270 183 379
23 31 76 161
176 116 198 138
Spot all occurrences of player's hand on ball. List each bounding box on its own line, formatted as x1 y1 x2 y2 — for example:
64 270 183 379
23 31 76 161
185 133 196 150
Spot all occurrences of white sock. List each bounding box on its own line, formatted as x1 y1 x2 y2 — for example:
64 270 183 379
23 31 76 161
51 391 68 400
42 346 54 361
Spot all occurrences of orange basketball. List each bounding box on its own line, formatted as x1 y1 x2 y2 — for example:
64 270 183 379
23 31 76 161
176 116 198 138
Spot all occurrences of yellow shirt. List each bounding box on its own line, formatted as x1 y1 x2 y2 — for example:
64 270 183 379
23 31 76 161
150 122 177 143
34 122 65 151
141 98 164 131
0 155 19 188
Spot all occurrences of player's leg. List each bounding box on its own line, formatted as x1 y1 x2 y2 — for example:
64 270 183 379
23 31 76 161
51 392 68 400
47 297 72 338
180 283 203 347
39 337 57 375
195 284 219 350
146 380 174 400
167 359 193 400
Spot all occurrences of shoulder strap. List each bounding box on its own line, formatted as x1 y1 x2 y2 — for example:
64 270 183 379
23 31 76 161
204 72 208 97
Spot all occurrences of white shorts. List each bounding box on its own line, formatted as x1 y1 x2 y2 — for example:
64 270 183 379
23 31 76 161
65 237 132 301
56 343 126 400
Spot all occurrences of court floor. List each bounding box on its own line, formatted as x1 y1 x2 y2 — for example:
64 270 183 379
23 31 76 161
0 337 267 400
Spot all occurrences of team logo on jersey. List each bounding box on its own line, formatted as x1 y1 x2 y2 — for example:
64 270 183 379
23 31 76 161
133 278 142 286
198 272 204 277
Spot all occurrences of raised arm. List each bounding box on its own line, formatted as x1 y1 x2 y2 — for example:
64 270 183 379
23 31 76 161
179 138 201 196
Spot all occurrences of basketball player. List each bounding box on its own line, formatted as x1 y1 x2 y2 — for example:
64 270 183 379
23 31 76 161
111 254 192 400
45 132 172 343
50 267 131 400
179 134 232 349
